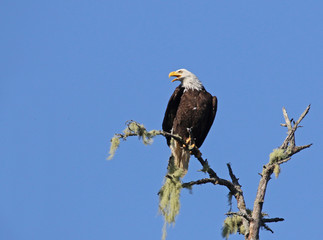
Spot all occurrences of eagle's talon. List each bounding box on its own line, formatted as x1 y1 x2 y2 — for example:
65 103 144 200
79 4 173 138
182 137 192 148
188 143 196 151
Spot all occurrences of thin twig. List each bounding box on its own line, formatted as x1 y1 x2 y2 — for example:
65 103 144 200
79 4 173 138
182 178 217 188
262 223 274 233
226 211 253 222
227 163 241 186
262 217 284 223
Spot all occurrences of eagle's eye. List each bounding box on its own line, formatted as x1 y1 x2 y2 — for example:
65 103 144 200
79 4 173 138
178 70 183 73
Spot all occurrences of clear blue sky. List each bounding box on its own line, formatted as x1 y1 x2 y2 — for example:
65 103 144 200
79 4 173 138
1 1 322 239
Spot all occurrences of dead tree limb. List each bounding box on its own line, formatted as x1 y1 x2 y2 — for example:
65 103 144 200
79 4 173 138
248 105 312 240
108 105 311 240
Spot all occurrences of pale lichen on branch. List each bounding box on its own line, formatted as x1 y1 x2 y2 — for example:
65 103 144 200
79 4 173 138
108 120 182 160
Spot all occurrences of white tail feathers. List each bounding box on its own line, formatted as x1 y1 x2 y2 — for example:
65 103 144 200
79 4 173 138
170 140 191 177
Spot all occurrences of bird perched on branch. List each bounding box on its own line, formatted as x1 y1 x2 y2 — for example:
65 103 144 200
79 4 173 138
162 69 217 176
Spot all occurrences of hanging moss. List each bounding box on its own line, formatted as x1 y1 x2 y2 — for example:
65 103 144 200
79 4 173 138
274 164 281 178
221 215 244 239
159 158 184 240
107 120 187 240
107 135 121 160
221 209 254 239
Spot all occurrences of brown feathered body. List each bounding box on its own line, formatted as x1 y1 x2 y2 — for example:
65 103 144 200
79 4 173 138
162 84 217 176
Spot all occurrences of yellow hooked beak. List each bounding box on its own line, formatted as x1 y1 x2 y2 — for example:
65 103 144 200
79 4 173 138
169 71 182 82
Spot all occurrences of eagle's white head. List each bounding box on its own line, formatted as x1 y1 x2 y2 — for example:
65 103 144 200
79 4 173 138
169 69 204 91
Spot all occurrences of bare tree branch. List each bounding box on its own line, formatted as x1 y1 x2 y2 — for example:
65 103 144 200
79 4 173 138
280 105 310 149
109 105 311 240
248 105 312 240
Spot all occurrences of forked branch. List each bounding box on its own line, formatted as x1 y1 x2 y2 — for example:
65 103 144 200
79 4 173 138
248 105 312 240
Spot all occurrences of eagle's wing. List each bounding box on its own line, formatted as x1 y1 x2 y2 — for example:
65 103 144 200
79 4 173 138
211 95 218 122
203 95 218 142
162 86 184 146
192 92 217 148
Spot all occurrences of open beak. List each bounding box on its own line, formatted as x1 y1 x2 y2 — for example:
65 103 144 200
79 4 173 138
169 71 182 82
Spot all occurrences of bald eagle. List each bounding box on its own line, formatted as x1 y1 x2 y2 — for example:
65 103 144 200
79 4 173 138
162 69 217 176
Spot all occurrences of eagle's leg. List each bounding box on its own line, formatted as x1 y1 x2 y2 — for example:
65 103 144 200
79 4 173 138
186 128 196 150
